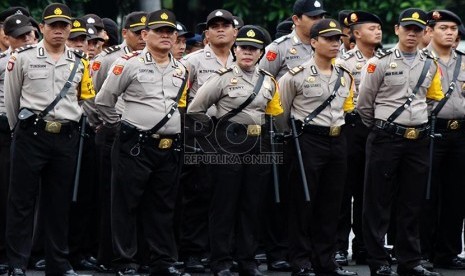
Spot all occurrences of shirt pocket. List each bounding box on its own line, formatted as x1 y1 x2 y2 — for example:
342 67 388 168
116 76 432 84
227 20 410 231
27 70 50 92
302 86 324 98
383 75 407 86
227 88 249 98
337 86 350 98
456 72 465 93
172 76 184 87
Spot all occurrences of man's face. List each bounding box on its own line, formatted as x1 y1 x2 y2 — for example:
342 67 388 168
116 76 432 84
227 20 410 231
293 14 324 39
143 27 177 53
340 27 351 49
429 22 458 48
171 35 187 60
0 27 10 50
353 23 382 46
205 19 237 47
87 39 103 59
395 24 424 51
8 30 36 50
311 35 341 59
66 35 88 51
40 21 71 48
123 28 146 50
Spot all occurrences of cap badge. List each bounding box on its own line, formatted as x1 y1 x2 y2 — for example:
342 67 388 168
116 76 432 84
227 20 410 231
88 28 95 34
73 20 81 27
141 16 146 23
350 13 358 23
177 24 182 30
290 48 297 55
15 19 21 24
15 10 23 15
161 13 168 20
87 17 95 24
246 30 255 37
54 8 63 15
432 11 441 20
314 1 321 8
343 18 349 26
234 19 239 25
215 11 223 16
329 21 336 27
412 12 420 19
390 62 397 69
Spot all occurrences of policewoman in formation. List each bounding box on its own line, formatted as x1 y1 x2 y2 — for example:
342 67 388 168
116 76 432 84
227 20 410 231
95 9 189 276
357 8 443 276
187 25 282 276
277 19 357 276
4 3 94 276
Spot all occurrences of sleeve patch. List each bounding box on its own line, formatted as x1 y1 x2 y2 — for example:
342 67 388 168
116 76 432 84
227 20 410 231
266 50 277 61
92 61 101 71
112 65 124 75
367 64 376 73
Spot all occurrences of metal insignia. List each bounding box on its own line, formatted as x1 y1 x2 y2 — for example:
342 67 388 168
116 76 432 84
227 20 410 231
263 81 270 89
290 48 297 55
462 83 465 90
356 63 362 70
307 76 315 83
341 77 346 87
230 78 238 84
390 62 397 69
175 68 183 76
462 63 465 71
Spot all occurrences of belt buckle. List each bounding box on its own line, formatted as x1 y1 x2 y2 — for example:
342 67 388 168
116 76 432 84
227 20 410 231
404 128 419 139
45 121 62 133
329 126 341 137
158 138 173 149
448 120 460 130
247 125 261 136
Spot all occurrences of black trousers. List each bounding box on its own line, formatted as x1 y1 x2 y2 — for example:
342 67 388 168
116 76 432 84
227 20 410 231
208 123 270 272
363 128 429 269
288 132 347 273
69 127 99 264
7 120 79 274
0 115 11 265
337 118 369 253
429 130 465 262
111 130 181 272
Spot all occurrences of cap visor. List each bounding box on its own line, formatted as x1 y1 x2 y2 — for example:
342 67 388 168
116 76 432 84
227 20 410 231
400 21 425 29
44 18 71 25
178 31 195 38
148 23 176 30
129 25 146 32
303 9 327 17
68 32 87 39
236 41 264 49
207 17 233 27
319 31 347 38
87 35 105 41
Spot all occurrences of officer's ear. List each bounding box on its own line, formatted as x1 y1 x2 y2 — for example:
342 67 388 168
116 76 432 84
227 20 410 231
310 37 318 49
141 29 149 41
122 28 128 40
39 23 45 35
394 24 400 36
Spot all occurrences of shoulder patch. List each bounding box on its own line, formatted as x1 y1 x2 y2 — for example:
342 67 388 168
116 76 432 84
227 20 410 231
341 52 354 60
15 44 36 54
215 67 232 75
455 49 465 56
374 48 392 59
289 65 304 75
122 51 141 60
274 34 290 45
103 45 122 55
258 68 274 77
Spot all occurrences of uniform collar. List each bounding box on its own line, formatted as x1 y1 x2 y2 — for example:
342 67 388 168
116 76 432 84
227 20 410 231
36 40 77 65
142 48 180 70
120 41 131 54
290 30 302 46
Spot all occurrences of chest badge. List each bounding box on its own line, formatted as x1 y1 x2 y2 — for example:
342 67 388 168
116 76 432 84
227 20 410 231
175 68 183 76
341 77 346 87
307 76 315 83
289 48 297 55
390 62 397 69
230 78 238 85
356 63 363 70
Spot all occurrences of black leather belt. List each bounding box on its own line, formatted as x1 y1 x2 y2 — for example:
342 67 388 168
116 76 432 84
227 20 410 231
375 119 429 140
435 118 465 131
302 124 342 137
121 121 179 149
20 116 77 134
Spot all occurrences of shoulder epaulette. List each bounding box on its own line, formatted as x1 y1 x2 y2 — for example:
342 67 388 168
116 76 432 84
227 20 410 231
374 48 392 59
274 34 289 45
420 49 435 60
15 44 36 54
258 68 274 77
341 52 354 60
289 65 304 75
455 49 465 56
73 49 87 59
0 52 6 59
122 51 141 60
336 64 351 75
215 67 232 75
103 45 122 55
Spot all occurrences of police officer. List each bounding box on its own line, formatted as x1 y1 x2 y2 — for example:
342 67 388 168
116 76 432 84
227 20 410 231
0 10 34 275
4 3 95 276
423 10 465 270
337 10 352 56
66 18 88 51
357 8 443 276
179 9 236 273
334 11 383 266
95 9 189 276
171 22 193 60
278 18 357 276
82 14 106 58
187 25 282 276
86 25 105 60
259 0 326 79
